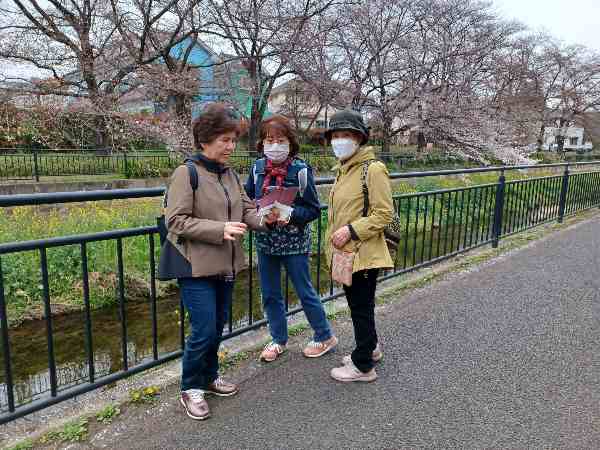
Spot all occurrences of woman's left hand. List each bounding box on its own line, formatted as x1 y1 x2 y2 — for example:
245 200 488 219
331 226 351 249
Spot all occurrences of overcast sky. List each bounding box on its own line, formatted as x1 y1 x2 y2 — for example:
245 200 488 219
493 0 600 51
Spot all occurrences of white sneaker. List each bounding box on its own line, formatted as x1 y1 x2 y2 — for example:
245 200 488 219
330 361 377 383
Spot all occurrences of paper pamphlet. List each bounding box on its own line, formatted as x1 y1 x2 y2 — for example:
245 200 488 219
256 186 298 222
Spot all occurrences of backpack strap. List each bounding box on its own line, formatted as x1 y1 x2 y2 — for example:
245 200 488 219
253 158 266 195
297 167 308 197
231 169 242 191
361 159 377 217
184 159 199 191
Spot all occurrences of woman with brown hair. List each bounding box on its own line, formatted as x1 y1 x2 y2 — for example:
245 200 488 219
158 103 277 420
245 115 337 363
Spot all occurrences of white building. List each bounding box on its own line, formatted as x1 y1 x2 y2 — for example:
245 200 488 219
542 126 593 151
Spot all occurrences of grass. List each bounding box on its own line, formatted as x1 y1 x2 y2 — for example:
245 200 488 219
0 198 165 326
38 418 88 444
96 404 121 425
6 440 34 450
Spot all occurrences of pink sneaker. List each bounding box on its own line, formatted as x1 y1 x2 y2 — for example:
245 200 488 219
260 342 286 362
302 336 338 358
342 343 382 365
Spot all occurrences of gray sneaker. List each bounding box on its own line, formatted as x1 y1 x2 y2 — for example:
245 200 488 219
342 343 382 365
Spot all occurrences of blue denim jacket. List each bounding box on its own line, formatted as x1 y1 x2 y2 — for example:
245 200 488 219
244 157 321 255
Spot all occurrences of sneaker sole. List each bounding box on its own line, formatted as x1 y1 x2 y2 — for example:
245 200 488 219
204 388 239 397
330 373 378 383
180 398 210 421
259 352 285 363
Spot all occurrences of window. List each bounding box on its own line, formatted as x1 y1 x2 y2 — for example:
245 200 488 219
570 137 579 146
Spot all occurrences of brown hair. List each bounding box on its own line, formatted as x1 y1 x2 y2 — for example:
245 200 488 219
192 103 241 150
257 115 300 156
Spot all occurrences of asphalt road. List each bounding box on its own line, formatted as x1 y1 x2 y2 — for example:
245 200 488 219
87 216 600 450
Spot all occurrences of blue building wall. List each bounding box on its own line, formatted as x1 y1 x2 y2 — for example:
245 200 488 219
168 38 218 118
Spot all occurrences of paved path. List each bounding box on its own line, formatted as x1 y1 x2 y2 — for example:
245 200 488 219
88 216 600 449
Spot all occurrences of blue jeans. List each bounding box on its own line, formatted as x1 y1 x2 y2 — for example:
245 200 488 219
258 252 333 345
178 277 233 391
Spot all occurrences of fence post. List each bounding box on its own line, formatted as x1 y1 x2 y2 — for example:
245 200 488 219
123 152 129 178
557 164 570 223
33 149 40 182
492 169 506 248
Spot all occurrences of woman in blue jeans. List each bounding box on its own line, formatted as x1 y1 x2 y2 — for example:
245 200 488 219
158 103 277 420
245 115 337 361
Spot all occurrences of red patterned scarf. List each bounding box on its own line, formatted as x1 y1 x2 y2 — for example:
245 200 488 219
262 158 291 194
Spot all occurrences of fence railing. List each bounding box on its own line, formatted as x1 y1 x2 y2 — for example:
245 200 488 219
1 161 600 424
0 149 473 181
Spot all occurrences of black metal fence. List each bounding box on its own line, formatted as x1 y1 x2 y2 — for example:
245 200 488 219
0 149 472 181
1 162 599 424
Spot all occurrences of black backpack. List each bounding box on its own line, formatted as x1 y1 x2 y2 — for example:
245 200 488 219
157 160 199 245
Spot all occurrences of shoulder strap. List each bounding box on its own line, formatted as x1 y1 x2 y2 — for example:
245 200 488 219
185 160 199 191
298 168 308 196
361 159 377 217
162 161 200 209
289 157 308 196
231 169 242 190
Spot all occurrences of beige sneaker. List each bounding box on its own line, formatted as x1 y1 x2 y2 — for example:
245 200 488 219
330 361 377 383
260 341 286 362
302 336 338 358
342 343 382 365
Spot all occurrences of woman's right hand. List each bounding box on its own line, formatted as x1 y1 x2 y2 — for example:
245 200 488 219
224 222 248 241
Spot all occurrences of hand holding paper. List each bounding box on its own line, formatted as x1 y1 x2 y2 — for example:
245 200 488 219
257 186 298 224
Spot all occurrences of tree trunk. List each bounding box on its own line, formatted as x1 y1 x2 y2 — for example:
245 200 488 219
556 118 567 153
381 116 392 160
536 124 546 151
174 95 189 121
417 131 426 151
94 116 109 150
248 97 260 154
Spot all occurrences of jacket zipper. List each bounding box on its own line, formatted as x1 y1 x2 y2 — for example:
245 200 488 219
218 173 235 278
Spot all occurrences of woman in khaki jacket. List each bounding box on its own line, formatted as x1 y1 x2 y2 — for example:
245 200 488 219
158 103 277 420
325 109 394 383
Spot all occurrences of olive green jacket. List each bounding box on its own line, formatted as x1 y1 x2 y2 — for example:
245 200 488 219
325 147 394 273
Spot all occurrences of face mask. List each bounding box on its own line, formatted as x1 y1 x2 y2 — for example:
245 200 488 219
331 138 359 160
263 143 290 163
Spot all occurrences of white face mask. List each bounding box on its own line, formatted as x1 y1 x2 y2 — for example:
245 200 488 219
263 143 290 163
331 138 359 160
